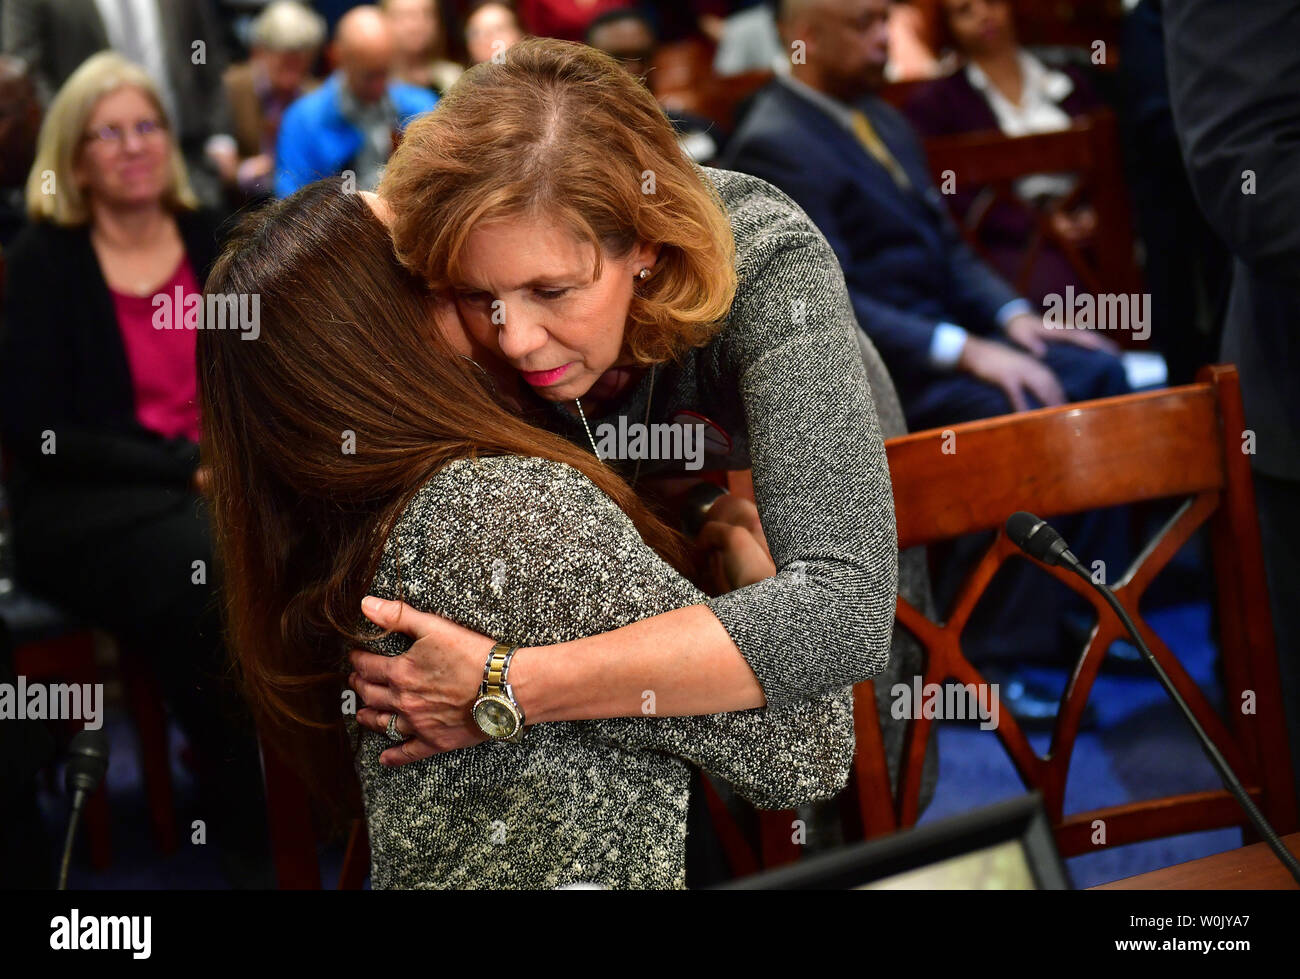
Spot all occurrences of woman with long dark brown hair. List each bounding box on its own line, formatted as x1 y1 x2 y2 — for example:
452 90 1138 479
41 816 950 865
199 179 855 888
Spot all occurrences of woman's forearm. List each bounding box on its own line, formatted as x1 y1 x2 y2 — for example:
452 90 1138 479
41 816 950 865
510 603 767 723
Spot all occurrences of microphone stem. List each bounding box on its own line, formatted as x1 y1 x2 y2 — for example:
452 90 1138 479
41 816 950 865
57 789 87 891
1072 564 1300 884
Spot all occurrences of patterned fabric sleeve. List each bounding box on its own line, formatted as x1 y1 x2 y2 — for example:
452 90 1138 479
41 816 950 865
368 456 855 811
700 169 900 706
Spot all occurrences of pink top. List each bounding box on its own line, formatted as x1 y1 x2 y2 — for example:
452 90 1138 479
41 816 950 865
109 255 202 444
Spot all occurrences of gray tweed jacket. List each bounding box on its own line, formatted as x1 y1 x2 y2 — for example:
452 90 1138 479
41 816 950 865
353 457 857 889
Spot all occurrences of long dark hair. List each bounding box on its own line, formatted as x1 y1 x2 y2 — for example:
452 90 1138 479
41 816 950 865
198 179 688 813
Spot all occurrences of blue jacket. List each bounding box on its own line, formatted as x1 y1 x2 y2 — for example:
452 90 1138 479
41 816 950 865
275 74 437 197
723 81 1020 391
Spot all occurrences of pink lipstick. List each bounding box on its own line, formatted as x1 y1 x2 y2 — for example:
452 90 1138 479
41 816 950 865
519 363 572 387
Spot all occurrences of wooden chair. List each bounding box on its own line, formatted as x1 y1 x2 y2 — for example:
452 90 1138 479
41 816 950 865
878 79 935 110
691 69 773 133
718 365 1296 871
259 733 370 889
1015 0 1125 51
6 617 183 867
921 109 1142 309
1 440 179 866
7 619 113 869
648 38 716 109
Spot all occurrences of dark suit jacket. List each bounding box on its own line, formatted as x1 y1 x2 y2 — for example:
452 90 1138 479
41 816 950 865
1 0 232 154
722 80 1020 399
1164 0 1300 481
0 209 222 539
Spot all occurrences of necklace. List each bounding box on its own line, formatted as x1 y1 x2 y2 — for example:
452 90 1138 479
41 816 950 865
574 364 657 486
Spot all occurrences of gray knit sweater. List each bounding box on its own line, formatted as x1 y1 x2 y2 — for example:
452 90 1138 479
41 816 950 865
539 167 900 706
353 456 856 889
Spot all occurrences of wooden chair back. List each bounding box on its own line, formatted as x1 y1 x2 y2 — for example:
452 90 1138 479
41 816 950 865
921 109 1143 325
259 735 370 889
1015 0 1125 50
722 365 1295 868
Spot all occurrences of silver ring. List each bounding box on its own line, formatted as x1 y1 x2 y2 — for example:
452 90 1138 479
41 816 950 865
385 712 404 743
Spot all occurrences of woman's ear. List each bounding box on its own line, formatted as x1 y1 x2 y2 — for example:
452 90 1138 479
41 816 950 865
630 239 663 276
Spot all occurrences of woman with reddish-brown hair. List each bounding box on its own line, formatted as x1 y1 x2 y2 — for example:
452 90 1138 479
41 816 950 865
347 37 921 803
198 178 856 888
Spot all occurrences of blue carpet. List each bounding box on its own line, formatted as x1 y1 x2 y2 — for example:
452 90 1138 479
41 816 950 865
917 601 1245 888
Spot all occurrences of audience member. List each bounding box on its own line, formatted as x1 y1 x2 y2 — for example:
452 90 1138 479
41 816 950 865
715 0 940 80
464 1 525 65
274 4 437 197
0 56 40 247
724 0 1131 713
886 0 942 79
1165 0 1300 803
903 0 1104 307
1119 0 1228 386
726 0 1124 431
586 7 723 163
2 0 238 208
384 0 465 94
516 0 632 42
0 52 271 885
223 0 326 201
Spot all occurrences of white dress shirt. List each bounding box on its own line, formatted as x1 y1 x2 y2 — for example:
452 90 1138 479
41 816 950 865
965 50 1078 202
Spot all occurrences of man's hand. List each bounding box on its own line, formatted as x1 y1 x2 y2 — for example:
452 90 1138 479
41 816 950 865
1004 311 1119 356
958 334 1067 412
235 153 274 187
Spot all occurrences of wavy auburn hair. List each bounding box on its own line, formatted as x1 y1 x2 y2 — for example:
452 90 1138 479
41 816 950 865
380 37 738 365
199 179 688 811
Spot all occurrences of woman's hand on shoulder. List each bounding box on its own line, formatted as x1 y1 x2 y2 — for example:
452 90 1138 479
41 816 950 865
348 597 492 766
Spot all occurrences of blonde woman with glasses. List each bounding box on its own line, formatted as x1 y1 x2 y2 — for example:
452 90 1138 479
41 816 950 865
0 51 272 886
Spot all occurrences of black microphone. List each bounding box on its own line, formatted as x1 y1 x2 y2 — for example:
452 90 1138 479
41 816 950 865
1004 511 1300 884
58 728 109 890
1005 510 1081 569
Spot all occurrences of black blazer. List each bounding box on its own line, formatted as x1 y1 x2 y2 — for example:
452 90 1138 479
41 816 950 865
1164 0 1300 481
0 209 223 534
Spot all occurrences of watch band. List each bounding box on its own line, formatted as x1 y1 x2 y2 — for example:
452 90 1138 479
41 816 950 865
482 642 519 693
476 641 524 741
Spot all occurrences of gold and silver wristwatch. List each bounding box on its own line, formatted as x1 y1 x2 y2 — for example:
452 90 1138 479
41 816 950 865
471 642 525 742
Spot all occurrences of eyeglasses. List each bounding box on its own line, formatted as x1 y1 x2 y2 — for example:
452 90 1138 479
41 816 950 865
83 119 166 147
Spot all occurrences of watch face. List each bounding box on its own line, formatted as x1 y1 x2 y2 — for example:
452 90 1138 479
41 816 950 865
473 696 519 739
